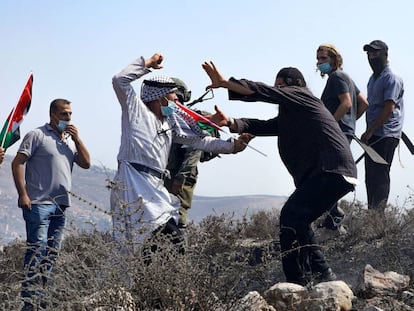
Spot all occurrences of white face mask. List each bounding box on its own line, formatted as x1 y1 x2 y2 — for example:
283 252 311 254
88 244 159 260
57 120 70 132
161 100 176 117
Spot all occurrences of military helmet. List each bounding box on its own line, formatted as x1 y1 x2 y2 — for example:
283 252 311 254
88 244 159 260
171 77 192 103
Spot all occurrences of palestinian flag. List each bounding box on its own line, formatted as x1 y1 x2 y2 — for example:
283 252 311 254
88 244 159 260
0 73 33 150
174 100 223 133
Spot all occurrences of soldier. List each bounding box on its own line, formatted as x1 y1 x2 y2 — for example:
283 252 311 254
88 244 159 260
165 78 219 228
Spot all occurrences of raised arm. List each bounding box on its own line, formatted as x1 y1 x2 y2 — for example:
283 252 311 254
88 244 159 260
112 53 164 106
65 124 91 169
202 61 254 95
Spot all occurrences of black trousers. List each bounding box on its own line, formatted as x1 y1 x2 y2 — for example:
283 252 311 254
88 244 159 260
279 172 354 284
323 135 354 229
365 136 399 210
143 218 185 265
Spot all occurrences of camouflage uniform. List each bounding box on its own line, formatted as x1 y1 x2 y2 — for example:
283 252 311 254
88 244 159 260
165 145 202 227
164 78 218 227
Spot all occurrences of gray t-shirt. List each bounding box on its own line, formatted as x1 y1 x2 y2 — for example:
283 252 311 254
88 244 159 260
321 70 360 138
17 123 77 206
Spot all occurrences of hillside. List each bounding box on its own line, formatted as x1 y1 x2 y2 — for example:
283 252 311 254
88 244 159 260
2 157 414 310
1 197 414 310
0 155 286 246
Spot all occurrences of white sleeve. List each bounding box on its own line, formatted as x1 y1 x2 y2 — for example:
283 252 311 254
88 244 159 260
112 56 151 109
174 135 235 154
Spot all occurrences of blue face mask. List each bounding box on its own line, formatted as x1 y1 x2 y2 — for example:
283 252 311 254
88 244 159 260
161 100 176 117
57 120 69 132
318 62 332 74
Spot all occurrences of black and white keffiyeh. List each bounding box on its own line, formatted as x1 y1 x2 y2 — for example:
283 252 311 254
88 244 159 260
141 76 215 143
140 76 177 103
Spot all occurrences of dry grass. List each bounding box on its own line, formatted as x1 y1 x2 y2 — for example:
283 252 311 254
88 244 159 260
1 196 414 310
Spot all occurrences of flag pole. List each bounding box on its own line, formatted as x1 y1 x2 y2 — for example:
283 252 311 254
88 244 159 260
0 108 15 148
174 100 267 157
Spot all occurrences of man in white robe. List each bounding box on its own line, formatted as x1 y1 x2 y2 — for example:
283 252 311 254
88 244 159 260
111 53 252 250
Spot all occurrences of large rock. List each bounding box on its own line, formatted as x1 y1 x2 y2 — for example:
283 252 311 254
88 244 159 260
357 264 410 298
303 280 354 311
263 282 307 310
262 281 355 311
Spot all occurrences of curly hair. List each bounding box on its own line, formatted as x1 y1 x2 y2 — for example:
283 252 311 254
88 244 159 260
317 44 343 77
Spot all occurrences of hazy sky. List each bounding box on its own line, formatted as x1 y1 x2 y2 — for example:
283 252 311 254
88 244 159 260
1 0 413 206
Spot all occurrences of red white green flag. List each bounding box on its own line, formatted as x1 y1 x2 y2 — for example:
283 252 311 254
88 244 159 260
174 100 223 133
0 73 33 150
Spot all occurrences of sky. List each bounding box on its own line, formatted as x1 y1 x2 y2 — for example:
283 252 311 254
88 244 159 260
1 0 414 207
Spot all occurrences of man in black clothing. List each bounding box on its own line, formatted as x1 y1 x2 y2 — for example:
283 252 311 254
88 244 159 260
202 62 357 285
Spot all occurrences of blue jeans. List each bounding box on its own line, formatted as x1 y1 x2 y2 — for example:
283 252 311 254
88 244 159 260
21 204 67 302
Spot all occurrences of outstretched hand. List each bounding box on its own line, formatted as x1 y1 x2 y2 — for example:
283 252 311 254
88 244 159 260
145 53 164 70
202 61 227 90
233 133 255 154
202 61 254 96
209 105 229 127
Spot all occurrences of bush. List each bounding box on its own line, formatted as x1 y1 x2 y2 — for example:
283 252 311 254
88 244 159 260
1 199 414 310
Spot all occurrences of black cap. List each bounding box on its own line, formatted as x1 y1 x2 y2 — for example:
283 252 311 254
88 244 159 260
363 40 388 52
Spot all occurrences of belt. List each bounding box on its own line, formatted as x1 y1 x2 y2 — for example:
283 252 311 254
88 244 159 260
130 162 167 180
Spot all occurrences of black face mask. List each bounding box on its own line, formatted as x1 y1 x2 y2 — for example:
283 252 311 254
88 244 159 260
368 55 387 75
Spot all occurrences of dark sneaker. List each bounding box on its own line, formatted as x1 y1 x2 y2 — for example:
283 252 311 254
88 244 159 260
320 214 344 230
315 268 337 283
319 205 345 230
